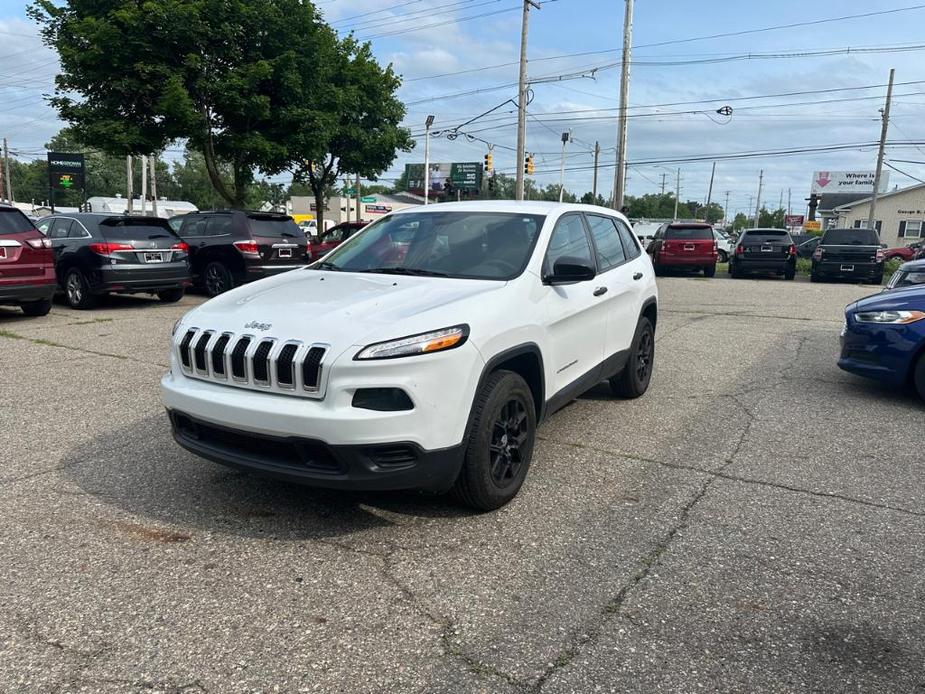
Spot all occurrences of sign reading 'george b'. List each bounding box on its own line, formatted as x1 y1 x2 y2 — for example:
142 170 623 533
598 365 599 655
811 170 890 194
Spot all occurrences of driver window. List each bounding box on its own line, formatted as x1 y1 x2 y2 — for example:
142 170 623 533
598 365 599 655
544 214 593 275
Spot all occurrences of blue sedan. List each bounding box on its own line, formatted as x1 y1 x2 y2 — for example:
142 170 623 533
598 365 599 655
839 283 925 399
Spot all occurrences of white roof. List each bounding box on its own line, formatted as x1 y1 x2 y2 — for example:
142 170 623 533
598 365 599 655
388 200 626 217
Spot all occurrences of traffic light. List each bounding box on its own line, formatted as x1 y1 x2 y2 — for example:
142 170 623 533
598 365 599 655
488 175 495 191
524 154 535 175
484 152 493 173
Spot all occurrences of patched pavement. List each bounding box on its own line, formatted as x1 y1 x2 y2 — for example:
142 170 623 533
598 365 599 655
1 280 922 693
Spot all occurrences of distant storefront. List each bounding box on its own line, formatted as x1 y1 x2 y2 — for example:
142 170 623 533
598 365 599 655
833 183 925 247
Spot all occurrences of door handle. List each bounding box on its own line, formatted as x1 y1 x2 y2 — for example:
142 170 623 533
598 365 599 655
593 286 608 297
633 272 643 280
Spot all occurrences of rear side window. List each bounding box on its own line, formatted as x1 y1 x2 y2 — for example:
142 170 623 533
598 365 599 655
665 225 713 240
99 217 178 240
247 215 301 238
823 228 880 245
181 216 207 237
49 218 73 239
545 214 593 272
206 216 234 236
586 215 626 270
615 219 642 259
0 208 35 235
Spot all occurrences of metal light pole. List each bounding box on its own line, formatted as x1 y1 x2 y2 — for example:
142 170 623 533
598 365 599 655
558 131 570 203
515 0 541 201
613 0 634 210
424 115 435 205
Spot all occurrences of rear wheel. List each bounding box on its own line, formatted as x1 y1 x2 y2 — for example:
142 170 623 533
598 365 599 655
64 268 97 310
20 298 52 317
610 316 655 399
203 261 234 297
810 272 820 283
871 274 884 285
914 355 925 401
703 264 716 278
451 370 536 511
784 268 796 280
717 250 728 263
157 287 185 303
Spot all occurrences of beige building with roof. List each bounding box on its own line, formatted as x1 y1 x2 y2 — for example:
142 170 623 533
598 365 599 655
833 183 925 247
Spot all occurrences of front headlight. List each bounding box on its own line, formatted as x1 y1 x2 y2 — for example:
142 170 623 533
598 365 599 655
355 325 469 360
854 310 925 324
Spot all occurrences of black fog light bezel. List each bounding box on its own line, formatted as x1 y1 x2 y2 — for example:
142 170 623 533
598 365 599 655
351 388 415 412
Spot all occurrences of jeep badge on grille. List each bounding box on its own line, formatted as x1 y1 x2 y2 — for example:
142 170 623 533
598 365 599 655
244 321 272 331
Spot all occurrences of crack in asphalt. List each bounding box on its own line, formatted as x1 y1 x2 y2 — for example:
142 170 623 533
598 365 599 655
0 329 168 368
662 308 843 324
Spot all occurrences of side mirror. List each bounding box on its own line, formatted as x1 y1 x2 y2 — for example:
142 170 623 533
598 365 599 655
545 256 596 285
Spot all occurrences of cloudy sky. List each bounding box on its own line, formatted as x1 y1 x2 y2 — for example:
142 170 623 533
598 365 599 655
2 0 925 217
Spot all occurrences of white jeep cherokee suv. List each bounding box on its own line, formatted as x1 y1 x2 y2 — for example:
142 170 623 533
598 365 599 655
162 202 658 510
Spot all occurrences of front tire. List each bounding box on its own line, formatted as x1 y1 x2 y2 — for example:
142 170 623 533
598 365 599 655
914 355 925 401
203 261 234 297
451 370 536 511
157 287 185 303
64 268 97 310
610 316 655 399
20 298 52 317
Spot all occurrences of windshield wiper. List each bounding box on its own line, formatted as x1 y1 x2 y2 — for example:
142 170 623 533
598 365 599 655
361 267 449 277
315 261 341 271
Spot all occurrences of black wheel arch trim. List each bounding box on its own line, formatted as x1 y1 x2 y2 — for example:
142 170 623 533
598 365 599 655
468 343 547 429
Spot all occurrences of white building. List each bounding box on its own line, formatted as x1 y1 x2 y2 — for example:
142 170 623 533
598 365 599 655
833 183 925 247
86 196 198 219
290 193 423 224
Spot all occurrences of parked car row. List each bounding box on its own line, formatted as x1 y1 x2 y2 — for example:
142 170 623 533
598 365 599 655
0 205 360 316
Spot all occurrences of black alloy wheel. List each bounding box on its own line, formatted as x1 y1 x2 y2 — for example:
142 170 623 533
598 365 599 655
489 398 530 488
611 316 655 399
204 261 233 297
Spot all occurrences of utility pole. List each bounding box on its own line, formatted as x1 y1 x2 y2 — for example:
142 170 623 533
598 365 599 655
3 138 13 204
613 0 634 210
868 67 895 232
753 169 764 228
705 162 716 222
660 172 667 195
558 131 570 203
778 189 784 211
355 172 361 223
140 155 148 215
592 141 600 199
126 155 134 214
423 115 434 205
673 168 680 220
724 191 731 225
0 138 7 202
787 188 792 216
149 155 158 218
515 0 541 201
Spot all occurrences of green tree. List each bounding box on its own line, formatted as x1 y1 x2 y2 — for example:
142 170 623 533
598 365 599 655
290 36 413 226
758 207 786 228
580 192 606 206
732 212 749 231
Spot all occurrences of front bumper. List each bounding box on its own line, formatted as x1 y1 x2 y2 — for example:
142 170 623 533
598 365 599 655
0 281 56 305
168 409 465 492
837 319 919 386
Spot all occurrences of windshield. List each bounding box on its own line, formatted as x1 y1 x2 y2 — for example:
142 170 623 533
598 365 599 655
665 225 712 240
823 228 880 245
317 211 545 280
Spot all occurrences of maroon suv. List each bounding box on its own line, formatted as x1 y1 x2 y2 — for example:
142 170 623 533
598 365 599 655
647 222 718 277
0 206 55 316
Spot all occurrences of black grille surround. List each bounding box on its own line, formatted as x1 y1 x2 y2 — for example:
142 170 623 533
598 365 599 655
175 327 329 398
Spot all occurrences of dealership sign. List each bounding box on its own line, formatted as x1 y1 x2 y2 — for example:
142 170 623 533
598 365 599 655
785 214 804 226
811 170 889 194
405 162 483 195
47 152 85 191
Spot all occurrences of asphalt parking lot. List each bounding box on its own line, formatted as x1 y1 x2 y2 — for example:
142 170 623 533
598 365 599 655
1 278 923 693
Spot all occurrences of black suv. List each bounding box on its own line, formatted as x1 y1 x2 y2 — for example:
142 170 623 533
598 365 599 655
810 227 884 284
37 213 191 309
173 211 309 296
729 228 797 279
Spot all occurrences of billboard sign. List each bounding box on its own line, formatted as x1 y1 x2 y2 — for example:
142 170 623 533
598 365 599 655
785 214 804 226
803 220 822 232
811 170 889 194
365 204 392 214
48 152 85 191
405 162 483 195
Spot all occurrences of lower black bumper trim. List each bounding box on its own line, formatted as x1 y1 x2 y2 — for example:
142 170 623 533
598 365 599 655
0 282 56 304
167 410 465 493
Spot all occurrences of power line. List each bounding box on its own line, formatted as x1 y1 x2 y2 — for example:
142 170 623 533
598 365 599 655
357 5 521 40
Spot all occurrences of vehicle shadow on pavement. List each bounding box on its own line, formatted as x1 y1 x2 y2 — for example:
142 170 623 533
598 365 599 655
61 413 476 541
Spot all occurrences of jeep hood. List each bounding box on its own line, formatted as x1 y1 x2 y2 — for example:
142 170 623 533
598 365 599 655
183 269 504 355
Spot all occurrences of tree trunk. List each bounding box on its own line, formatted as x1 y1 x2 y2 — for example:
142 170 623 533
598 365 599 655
201 109 237 208
311 179 325 230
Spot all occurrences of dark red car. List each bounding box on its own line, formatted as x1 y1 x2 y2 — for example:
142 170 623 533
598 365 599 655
883 242 922 262
647 222 718 277
307 221 367 261
0 206 56 316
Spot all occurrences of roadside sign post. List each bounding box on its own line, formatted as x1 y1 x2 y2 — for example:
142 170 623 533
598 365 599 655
48 152 86 214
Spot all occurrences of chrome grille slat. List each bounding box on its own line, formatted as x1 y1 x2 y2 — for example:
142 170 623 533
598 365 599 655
174 327 328 398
